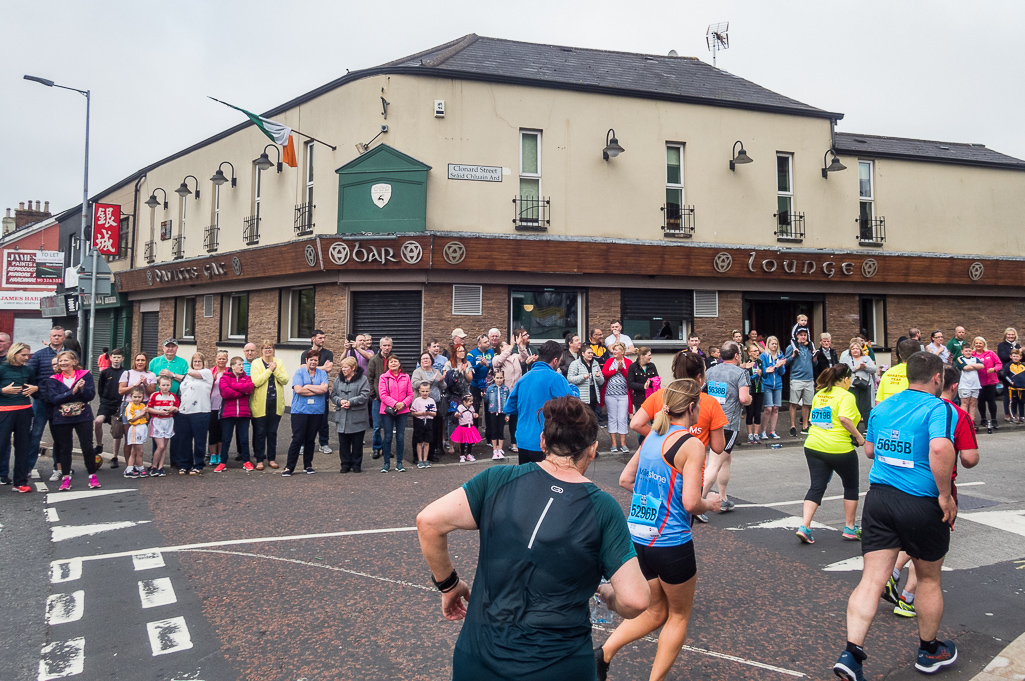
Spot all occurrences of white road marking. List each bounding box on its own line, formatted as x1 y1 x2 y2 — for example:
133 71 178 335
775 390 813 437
52 525 418 566
35 482 49 492
45 591 84 625
46 488 135 504
726 517 837 532
49 560 82 584
38 637 85 680
823 555 952 572
133 552 165 571
138 578 177 608
51 520 151 543
959 509 1025 538
147 616 193 656
45 508 59 523
734 481 985 509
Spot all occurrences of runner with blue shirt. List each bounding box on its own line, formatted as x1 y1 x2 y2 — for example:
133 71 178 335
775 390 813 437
833 352 959 681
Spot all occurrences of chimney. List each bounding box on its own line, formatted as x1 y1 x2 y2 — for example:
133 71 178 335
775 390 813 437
2 209 15 236
14 199 53 230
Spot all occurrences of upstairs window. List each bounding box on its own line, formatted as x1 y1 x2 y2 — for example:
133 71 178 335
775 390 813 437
304 141 315 207
776 153 794 220
859 160 874 223
519 130 541 220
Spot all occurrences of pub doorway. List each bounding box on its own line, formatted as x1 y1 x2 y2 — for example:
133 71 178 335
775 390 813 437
743 293 824 402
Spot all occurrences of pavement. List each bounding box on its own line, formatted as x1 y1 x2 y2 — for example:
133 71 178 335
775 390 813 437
3 416 1024 681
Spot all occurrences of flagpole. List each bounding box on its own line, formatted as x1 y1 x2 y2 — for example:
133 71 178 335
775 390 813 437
208 96 337 150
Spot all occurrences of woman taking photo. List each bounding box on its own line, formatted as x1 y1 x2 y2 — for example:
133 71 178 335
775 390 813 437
285 349 330 475
379 355 413 473
759 336 787 439
568 346 605 417
177 353 213 474
250 341 290 470
45 351 99 491
797 364 865 544
417 396 649 681
331 356 371 473
841 340 876 425
0 343 38 492
602 342 633 453
599 380 722 681
973 336 1003 433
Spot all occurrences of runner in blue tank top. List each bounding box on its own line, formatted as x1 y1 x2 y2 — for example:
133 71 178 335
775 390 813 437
597 379 723 681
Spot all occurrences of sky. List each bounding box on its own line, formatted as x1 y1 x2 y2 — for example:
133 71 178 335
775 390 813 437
2 0 1023 218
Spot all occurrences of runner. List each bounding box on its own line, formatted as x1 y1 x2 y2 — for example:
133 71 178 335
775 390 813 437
701 342 751 512
833 351 959 680
875 339 922 403
597 379 723 681
797 364 865 544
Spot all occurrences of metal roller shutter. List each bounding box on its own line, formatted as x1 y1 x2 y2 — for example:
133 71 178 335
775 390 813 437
351 291 422 371
89 310 114 371
141 311 160 360
621 288 694 319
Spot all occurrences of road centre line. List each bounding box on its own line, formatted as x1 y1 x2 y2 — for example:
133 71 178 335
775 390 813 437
735 481 985 508
50 525 418 567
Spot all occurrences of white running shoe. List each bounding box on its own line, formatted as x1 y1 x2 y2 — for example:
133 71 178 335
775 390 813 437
48 470 61 482
319 445 332 454
492 452 502 460
459 455 466 463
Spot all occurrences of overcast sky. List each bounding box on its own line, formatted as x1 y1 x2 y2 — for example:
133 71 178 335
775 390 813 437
2 0 1023 218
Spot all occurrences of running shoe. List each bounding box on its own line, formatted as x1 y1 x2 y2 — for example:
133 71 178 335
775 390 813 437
138 468 150 478
893 597 917 618
770 432 781 440
833 650 864 681
882 575 900 605
320 445 332 454
214 463 227 473
594 647 610 681
88 474 101 489
58 477 71 491
747 434 756 444
416 462 425 469
304 467 316 475
609 446 619 453
110 458 119 469
49 470 61 482
693 513 709 524
842 525 862 541
800 428 810 436
459 455 466 463
621 446 630 454
915 640 956 674
796 525 815 544
124 469 139 478
492 451 502 460
790 427 798 437
396 465 406 473
13 485 32 493
759 432 768 441
496 450 505 460
242 461 255 471
0 476 9 485
465 454 476 462
155 469 167 477
721 499 735 512
380 466 390 473
424 461 431 468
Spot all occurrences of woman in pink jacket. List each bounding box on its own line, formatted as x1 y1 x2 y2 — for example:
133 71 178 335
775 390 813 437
973 336 1003 433
378 356 413 473
218 356 255 472
601 342 634 453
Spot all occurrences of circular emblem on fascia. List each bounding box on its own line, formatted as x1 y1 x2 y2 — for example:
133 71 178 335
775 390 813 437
115 274 123 291
232 256 243 276
969 261 984 281
329 242 350 265
304 244 318 268
861 258 878 278
713 252 733 273
400 240 423 265
442 241 466 265
146 270 153 286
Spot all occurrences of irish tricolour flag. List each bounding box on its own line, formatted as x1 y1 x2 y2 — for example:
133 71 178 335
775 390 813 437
210 97 297 166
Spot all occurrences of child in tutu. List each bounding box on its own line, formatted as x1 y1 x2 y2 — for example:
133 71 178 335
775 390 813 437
451 393 481 462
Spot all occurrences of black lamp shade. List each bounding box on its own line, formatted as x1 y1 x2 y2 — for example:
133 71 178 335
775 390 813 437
734 149 753 164
210 169 228 186
145 194 160 208
254 153 274 171
175 182 191 198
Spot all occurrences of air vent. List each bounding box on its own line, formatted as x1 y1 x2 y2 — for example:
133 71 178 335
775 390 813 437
693 291 719 318
203 295 214 317
560 47 573 52
452 285 483 316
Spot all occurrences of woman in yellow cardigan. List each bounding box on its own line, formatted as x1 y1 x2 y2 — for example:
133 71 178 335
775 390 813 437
250 340 291 470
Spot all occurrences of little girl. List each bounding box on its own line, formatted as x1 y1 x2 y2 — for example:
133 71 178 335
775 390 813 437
485 371 510 460
451 393 481 462
410 382 436 469
123 385 149 478
147 376 178 476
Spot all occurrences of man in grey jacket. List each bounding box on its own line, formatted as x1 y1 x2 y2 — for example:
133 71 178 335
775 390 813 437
785 328 815 436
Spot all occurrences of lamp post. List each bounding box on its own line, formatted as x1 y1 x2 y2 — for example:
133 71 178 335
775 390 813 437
24 75 96 368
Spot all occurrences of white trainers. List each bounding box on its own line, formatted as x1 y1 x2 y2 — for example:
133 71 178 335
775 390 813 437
492 451 502 460
466 454 476 462
497 449 505 460
319 445 332 454
459 455 467 463
48 470 61 482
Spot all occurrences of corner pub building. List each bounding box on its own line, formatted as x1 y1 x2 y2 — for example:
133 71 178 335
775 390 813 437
95 34 1025 374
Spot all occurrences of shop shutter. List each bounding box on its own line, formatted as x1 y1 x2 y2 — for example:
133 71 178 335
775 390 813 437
693 291 719 318
351 290 422 370
621 288 694 320
141 311 160 360
90 310 114 368
452 285 482 315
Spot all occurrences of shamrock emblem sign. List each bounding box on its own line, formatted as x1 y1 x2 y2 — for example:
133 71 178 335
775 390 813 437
713 252 733 273
968 262 984 281
304 244 318 268
861 259 878 278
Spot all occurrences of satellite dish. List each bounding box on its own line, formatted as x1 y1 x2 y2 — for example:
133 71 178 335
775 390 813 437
706 22 730 67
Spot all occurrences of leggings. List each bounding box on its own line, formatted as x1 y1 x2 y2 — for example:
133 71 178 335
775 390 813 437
804 447 859 505
978 384 999 422
52 421 98 476
745 392 764 425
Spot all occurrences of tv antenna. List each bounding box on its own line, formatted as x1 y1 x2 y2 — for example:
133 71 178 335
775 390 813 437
706 22 729 67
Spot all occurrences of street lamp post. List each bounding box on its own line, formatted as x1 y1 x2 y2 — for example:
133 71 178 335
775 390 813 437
24 75 96 369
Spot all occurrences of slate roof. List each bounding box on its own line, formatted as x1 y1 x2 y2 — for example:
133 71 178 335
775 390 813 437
835 132 1025 170
381 34 840 119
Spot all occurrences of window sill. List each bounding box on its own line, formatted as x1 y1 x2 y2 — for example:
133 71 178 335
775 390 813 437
858 240 885 248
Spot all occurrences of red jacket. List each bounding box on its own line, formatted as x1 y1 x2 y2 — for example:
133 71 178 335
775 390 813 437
600 357 633 412
378 371 414 414
219 371 254 418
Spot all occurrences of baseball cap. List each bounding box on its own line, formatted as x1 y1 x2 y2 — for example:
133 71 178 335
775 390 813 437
163 338 179 346
451 328 467 338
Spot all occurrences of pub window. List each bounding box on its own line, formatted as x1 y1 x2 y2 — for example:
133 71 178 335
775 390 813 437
304 140 315 207
859 160 874 223
175 296 196 340
776 153 794 220
519 130 541 220
859 295 886 348
222 292 249 341
622 288 692 341
281 286 315 342
511 287 579 341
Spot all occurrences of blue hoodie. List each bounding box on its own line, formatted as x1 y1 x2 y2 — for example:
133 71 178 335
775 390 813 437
784 340 814 381
504 362 579 451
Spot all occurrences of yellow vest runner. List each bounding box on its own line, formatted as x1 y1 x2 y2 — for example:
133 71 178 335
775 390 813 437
875 363 908 403
804 386 861 453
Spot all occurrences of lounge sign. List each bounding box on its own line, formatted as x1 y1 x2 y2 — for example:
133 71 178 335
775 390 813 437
712 252 878 279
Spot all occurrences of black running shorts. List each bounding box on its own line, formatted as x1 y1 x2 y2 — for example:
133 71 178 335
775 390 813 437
633 540 697 585
722 428 738 454
861 483 950 562
97 403 120 419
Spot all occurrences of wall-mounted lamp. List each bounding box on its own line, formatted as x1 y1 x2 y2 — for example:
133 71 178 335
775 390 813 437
144 187 168 210
522 304 535 312
729 141 753 171
355 125 389 155
210 161 237 188
254 144 282 173
602 129 625 161
821 149 847 178
175 175 200 199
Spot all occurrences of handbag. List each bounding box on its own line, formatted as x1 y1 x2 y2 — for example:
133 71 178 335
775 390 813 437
58 401 86 418
384 405 397 416
852 376 870 389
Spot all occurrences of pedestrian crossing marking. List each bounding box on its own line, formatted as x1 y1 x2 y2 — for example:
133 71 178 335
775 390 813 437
45 591 84 625
51 520 150 543
132 552 165 571
139 578 177 609
147 616 193 656
38 637 85 680
49 560 82 584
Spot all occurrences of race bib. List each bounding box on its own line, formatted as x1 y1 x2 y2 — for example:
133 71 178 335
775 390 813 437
308 398 316 405
810 405 833 429
708 381 728 405
628 492 663 540
875 428 914 468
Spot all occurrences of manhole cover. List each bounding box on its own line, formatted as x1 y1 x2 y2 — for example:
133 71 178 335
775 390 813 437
955 494 999 510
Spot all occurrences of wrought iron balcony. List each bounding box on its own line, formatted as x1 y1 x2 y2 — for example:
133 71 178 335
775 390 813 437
662 204 696 238
144 240 156 264
856 216 886 246
243 215 260 245
773 210 806 243
204 224 219 252
512 195 550 231
171 236 185 260
294 203 315 236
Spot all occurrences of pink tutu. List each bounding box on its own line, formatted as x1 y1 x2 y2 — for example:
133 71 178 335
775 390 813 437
451 425 482 444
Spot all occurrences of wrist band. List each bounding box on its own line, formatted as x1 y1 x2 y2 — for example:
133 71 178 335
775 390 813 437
432 569 459 592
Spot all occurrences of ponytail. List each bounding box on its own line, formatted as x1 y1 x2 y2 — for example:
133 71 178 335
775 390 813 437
815 363 852 392
653 379 701 435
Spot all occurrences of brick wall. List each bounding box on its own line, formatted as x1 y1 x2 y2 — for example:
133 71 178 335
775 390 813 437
193 294 220 360
587 287 621 335
246 289 278 349
825 294 861 349
887 294 1025 360
693 290 742 348
423 283 508 348
158 298 174 347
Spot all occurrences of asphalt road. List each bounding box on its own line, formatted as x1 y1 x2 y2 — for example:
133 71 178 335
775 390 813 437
4 419 1023 681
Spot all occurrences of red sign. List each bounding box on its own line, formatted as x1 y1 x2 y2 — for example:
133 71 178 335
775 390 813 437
92 203 121 255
